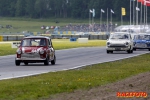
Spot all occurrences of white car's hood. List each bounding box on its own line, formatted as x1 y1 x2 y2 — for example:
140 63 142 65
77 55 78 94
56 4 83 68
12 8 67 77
108 39 130 44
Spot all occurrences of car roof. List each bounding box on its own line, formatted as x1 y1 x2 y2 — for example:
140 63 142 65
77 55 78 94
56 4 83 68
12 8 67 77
23 36 51 39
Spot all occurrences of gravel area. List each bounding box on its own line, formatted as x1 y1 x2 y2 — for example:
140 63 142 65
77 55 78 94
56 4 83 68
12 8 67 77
48 72 150 100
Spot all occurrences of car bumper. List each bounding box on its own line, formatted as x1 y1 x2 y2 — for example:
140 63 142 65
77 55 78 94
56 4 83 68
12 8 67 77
106 47 130 51
16 53 46 61
16 57 46 61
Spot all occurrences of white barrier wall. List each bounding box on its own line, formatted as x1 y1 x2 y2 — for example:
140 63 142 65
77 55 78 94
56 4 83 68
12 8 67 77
78 38 88 43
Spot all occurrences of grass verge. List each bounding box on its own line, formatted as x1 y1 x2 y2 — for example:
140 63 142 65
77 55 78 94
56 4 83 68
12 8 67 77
0 39 106 56
0 53 149 100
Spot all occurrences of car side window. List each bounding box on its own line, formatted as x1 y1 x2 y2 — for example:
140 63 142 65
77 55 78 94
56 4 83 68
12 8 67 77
39 39 46 46
123 34 128 39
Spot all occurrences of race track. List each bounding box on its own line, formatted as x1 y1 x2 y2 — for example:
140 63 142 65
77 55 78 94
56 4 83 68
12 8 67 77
0 47 149 80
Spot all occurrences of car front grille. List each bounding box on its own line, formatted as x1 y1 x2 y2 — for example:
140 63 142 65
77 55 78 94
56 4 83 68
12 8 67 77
21 53 40 58
135 43 147 47
109 44 126 47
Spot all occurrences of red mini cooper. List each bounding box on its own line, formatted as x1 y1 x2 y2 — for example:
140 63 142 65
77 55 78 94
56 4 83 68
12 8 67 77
15 36 56 66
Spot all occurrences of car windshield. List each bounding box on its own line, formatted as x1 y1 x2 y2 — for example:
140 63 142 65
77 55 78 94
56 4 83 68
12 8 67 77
134 35 150 40
110 34 129 39
21 38 46 47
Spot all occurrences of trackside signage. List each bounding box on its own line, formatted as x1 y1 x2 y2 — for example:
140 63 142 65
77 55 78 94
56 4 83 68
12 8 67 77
0 36 3 41
11 42 21 48
78 38 88 43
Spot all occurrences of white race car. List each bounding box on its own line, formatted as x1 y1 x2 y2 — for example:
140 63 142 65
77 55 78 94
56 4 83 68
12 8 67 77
106 32 133 53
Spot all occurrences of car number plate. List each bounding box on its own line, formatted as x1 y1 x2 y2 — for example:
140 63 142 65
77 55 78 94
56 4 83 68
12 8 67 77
26 54 34 58
115 48 121 50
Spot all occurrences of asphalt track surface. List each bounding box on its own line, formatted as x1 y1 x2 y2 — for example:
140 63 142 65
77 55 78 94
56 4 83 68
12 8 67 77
0 47 149 80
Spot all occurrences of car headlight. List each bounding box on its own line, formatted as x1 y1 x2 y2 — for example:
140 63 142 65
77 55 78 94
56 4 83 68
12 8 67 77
16 49 21 54
146 41 150 44
39 49 44 54
125 42 129 46
107 42 110 46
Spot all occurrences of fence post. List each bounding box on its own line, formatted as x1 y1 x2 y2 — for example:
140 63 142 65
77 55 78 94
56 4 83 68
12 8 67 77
88 35 91 40
16 36 18 41
7 36 8 41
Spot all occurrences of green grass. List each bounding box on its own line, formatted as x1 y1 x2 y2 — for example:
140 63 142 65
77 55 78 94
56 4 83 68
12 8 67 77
53 39 106 50
0 53 150 100
0 39 106 56
0 43 17 56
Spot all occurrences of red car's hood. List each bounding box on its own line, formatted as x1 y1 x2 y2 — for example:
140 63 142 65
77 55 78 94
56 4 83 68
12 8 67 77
20 47 44 53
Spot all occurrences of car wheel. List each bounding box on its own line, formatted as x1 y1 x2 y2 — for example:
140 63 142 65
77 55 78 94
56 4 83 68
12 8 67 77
148 49 150 51
130 49 133 53
107 50 110 54
127 46 133 53
127 50 131 53
110 51 113 53
127 49 133 53
51 55 56 65
15 60 20 66
133 48 136 51
24 62 28 65
44 57 49 65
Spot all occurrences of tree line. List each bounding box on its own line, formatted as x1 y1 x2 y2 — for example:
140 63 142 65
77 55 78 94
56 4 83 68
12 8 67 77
0 0 149 22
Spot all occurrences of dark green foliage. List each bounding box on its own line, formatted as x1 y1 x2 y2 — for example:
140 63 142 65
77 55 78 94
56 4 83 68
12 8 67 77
0 0 149 21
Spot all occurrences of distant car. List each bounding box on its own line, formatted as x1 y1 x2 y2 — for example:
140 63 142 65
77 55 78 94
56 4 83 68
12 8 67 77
15 36 56 66
133 34 150 51
106 32 133 53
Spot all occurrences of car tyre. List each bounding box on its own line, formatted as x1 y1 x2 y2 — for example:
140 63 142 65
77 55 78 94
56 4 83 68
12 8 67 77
127 48 133 53
51 55 56 65
127 50 129 53
44 57 49 65
107 50 110 54
15 60 20 66
130 49 133 53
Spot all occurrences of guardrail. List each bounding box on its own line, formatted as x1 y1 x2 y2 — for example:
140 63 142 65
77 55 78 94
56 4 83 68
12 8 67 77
2 35 24 41
0 31 110 41
0 34 109 41
51 34 109 40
